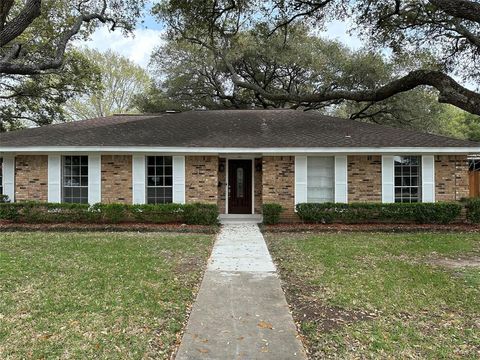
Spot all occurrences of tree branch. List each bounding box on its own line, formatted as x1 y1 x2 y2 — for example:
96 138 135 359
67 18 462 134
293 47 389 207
0 0 41 47
223 57 480 115
429 0 480 24
0 9 119 75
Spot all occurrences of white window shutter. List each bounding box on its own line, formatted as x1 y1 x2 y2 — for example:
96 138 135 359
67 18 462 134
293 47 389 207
132 155 146 204
88 155 102 204
3 156 15 202
334 156 348 203
295 156 307 205
48 155 62 203
173 156 186 204
382 156 395 203
422 155 435 203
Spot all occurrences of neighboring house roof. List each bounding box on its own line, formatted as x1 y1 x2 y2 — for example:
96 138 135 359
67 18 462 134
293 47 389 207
0 109 479 150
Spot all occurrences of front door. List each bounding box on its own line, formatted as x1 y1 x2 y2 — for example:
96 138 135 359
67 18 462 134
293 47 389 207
228 159 252 214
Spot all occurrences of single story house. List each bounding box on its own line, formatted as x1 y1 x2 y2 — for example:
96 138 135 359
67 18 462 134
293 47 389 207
0 109 478 221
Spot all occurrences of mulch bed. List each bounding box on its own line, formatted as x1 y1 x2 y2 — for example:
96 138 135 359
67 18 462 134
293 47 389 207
262 223 480 233
0 221 219 234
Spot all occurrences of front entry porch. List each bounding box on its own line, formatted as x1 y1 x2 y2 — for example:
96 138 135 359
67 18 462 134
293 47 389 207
218 157 263 215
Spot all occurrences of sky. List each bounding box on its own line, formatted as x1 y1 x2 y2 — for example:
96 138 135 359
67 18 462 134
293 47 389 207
78 5 363 70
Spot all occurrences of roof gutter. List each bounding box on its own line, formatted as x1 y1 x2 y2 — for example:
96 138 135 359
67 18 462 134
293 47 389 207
0 146 478 155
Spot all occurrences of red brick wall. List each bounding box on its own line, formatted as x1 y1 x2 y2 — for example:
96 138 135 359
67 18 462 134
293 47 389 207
218 158 227 213
348 155 382 202
101 155 133 204
185 156 218 204
15 155 48 202
435 155 469 201
262 156 297 221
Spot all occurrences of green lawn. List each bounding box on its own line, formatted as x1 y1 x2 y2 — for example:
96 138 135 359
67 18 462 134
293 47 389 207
265 232 480 359
0 232 214 359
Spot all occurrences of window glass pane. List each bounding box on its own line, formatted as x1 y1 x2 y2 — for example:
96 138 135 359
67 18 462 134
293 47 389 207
62 156 89 204
307 157 335 203
145 156 174 204
394 156 421 203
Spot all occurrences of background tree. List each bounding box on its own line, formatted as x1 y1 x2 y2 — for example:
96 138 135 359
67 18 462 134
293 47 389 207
0 50 100 131
154 0 480 116
0 0 145 75
144 23 461 138
65 49 151 120
0 0 145 131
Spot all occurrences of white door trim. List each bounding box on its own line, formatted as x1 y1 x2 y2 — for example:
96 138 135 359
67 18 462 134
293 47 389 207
224 156 255 215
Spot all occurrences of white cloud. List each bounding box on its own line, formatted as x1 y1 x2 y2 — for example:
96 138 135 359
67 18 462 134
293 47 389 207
76 27 165 69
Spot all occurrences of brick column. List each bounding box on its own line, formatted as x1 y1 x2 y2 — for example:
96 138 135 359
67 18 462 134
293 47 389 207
185 156 219 204
15 155 48 202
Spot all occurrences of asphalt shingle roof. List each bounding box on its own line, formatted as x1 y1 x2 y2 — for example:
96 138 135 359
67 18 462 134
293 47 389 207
0 109 478 148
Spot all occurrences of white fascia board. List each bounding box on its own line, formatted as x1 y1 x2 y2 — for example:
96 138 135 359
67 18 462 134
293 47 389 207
0 146 478 155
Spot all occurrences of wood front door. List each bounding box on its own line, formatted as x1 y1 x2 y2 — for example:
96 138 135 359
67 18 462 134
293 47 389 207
228 159 252 214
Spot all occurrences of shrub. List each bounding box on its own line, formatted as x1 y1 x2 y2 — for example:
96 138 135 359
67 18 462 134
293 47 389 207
465 198 480 223
130 203 184 223
262 203 284 225
296 202 462 224
0 202 218 225
0 194 10 203
183 203 219 225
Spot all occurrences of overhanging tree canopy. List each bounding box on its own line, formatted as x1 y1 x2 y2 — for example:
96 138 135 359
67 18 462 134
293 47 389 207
154 0 480 115
0 0 145 75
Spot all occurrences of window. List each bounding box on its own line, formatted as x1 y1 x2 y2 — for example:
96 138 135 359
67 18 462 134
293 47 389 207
146 156 173 204
307 156 335 203
394 156 421 203
63 156 89 203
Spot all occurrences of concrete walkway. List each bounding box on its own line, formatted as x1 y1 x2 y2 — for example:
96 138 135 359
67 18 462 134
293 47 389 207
175 224 307 360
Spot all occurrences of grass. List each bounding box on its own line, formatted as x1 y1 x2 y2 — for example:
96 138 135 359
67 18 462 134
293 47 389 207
0 232 214 359
265 232 480 359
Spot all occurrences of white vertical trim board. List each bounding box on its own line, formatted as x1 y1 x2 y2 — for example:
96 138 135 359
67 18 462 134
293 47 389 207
334 156 348 203
2 156 15 202
422 155 435 203
132 155 146 204
88 155 102 204
382 155 395 203
48 155 62 203
172 156 186 204
294 156 308 206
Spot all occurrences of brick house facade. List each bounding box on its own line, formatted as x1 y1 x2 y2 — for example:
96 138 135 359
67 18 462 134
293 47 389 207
4 153 471 222
1 110 477 222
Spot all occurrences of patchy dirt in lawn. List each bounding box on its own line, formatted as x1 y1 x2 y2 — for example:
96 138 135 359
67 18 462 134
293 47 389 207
285 280 377 333
427 256 480 269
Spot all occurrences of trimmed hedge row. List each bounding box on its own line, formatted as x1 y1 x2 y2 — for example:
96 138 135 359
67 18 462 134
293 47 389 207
0 202 219 226
465 198 480 223
295 202 463 224
262 203 284 225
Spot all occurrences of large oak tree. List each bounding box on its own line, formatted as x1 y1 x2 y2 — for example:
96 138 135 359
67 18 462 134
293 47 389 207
0 0 145 131
154 0 480 115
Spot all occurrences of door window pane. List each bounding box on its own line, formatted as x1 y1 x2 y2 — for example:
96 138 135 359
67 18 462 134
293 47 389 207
237 168 244 198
